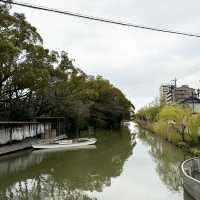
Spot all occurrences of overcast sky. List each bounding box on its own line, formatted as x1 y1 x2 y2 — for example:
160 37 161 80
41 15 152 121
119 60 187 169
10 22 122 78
12 0 200 109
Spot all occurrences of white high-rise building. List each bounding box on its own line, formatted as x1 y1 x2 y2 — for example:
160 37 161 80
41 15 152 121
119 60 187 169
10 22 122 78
160 84 171 100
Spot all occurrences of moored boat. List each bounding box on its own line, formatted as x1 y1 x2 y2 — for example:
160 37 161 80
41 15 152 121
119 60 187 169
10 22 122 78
32 145 96 154
57 138 96 144
32 138 97 149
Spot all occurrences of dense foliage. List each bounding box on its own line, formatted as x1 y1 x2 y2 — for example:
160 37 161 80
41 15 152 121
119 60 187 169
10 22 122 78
136 100 200 148
0 2 134 132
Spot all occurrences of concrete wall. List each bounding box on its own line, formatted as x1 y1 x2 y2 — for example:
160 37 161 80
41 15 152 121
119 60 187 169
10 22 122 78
182 157 200 200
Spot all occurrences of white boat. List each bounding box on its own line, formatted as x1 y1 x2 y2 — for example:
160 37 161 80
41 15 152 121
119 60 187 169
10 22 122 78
54 135 68 141
32 145 96 154
32 138 97 149
57 138 96 144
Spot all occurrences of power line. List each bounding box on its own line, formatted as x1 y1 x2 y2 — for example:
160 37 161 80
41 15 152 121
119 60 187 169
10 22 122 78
1 0 200 38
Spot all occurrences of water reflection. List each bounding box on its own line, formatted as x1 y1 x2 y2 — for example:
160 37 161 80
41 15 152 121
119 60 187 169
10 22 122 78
0 127 135 200
136 127 197 200
137 127 190 192
0 123 197 200
184 189 196 200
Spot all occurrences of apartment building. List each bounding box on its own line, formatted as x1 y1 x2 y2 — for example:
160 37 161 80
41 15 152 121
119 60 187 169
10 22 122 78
160 84 197 103
160 84 171 101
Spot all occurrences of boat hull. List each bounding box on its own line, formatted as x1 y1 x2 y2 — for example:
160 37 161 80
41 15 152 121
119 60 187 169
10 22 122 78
32 145 96 153
32 138 97 149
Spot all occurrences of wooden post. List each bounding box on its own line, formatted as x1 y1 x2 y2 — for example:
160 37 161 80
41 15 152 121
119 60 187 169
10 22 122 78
9 127 12 144
36 123 38 138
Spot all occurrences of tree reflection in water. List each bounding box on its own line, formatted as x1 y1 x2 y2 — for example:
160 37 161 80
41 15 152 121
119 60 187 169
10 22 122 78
0 127 136 200
183 189 196 200
137 128 191 193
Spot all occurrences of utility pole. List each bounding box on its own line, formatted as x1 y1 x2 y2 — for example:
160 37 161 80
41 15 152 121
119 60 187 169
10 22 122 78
171 78 177 102
192 90 195 113
198 80 200 99
197 89 200 98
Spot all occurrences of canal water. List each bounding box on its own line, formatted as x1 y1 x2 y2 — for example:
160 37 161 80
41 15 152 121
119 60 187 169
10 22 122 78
0 122 195 200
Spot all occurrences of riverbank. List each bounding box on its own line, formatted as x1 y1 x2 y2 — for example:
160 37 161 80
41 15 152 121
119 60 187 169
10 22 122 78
136 102 200 156
136 120 200 156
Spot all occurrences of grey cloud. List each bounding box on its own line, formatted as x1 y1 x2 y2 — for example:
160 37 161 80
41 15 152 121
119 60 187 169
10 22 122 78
12 0 200 109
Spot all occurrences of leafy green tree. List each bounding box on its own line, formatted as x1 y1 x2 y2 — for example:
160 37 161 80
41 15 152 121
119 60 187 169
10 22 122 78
84 76 134 128
0 3 134 133
159 105 192 142
136 104 160 122
188 113 200 143
0 3 58 120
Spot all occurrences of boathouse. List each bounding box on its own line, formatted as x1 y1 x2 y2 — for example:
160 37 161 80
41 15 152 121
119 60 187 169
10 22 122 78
0 117 65 146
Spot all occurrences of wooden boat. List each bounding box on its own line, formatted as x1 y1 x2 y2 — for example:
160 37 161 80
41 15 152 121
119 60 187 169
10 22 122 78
54 134 68 141
32 138 97 149
32 145 96 154
57 138 96 144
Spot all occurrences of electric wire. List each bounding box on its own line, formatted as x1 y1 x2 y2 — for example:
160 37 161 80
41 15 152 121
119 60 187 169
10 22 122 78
1 0 200 38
